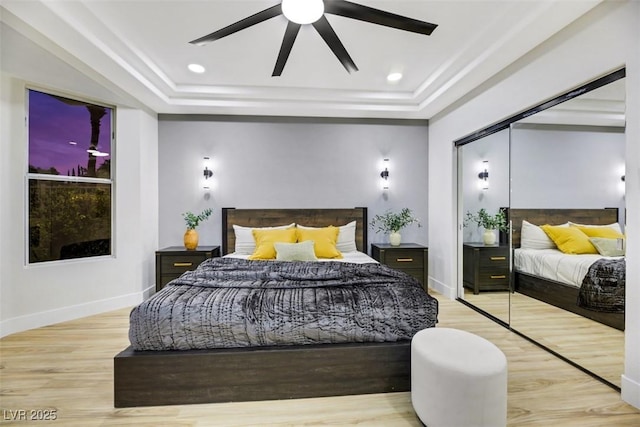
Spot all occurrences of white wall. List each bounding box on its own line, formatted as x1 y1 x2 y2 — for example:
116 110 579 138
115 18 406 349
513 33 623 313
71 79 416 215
428 0 640 408
0 23 159 337
158 117 429 252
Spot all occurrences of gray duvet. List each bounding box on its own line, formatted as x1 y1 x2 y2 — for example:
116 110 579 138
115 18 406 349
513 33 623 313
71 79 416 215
577 257 625 313
129 257 438 350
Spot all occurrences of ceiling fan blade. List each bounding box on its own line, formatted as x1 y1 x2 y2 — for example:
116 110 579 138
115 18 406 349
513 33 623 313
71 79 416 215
190 4 282 45
272 21 301 77
312 15 358 73
324 0 438 36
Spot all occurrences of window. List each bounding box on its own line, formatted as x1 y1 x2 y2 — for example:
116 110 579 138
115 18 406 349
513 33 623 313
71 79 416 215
27 89 114 263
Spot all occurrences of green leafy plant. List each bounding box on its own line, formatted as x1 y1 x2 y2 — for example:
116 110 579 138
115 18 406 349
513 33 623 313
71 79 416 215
464 208 507 231
182 208 213 230
371 208 421 233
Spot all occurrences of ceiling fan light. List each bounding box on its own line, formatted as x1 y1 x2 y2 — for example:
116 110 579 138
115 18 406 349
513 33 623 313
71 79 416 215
282 0 324 25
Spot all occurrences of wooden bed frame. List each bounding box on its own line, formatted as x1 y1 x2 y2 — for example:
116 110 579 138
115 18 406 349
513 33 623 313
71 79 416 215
505 207 624 331
114 207 415 408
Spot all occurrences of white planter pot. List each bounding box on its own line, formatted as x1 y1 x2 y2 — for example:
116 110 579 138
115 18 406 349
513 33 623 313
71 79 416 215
483 229 497 245
389 231 402 246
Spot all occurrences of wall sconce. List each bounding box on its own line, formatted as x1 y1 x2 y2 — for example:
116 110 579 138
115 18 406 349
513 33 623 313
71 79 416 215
380 158 389 191
203 156 213 190
478 160 489 190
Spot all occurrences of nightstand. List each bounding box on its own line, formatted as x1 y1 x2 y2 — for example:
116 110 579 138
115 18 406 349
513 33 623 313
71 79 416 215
462 243 510 294
155 246 220 291
371 243 428 291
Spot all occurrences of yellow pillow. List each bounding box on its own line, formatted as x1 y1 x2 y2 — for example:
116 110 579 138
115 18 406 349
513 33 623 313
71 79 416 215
540 225 597 254
572 225 624 239
295 226 343 259
249 228 297 260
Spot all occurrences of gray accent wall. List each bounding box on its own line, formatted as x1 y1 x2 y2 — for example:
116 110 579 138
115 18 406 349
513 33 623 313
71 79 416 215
158 116 429 252
511 124 625 222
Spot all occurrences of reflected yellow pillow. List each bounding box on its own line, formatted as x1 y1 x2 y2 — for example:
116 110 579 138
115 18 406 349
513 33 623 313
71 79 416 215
249 228 297 260
295 226 343 259
540 225 597 254
572 225 624 239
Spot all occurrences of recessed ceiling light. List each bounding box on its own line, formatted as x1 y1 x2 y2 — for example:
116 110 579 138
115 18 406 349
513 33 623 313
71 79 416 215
188 63 206 73
387 72 403 82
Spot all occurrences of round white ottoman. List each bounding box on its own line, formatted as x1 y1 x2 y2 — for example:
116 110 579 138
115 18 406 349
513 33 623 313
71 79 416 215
411 328 507 427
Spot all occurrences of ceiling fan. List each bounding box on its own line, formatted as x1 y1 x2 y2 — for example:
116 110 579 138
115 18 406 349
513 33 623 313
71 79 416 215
190 0 438 76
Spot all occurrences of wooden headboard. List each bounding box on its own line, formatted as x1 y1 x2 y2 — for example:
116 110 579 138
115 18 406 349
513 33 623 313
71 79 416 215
221 207 368 255
503 207 619 248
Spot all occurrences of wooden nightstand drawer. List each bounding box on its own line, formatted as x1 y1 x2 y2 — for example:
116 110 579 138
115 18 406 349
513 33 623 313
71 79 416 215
478 250 508 268
477 269 509 284
384 250 424 269
155 246 220 291
370 243 428 291
161 255 207 274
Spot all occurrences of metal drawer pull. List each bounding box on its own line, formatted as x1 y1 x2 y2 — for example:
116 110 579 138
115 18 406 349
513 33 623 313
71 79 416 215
396 258 414 262
490 256 506 261
490 275 506 279
173 262 193 267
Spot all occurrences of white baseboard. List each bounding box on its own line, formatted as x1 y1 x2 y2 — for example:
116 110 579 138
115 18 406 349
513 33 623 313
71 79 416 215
0 285 154 338
622 374 640 410
428 276 456 299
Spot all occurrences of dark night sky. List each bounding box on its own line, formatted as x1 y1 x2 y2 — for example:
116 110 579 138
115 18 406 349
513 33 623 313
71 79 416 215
28 90 112 177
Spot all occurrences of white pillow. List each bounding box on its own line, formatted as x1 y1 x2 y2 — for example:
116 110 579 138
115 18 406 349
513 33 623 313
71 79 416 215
568 221 623 235
296 221 357 253
232 223 295 255
520 220 567 250
274 240 318 261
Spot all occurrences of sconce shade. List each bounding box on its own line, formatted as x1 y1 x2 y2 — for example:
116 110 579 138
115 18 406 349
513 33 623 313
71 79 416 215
380 158 389 190
478 160 489 190
203 156 213 190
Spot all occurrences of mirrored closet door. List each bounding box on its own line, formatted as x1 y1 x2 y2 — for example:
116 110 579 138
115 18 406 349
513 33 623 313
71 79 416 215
457 129 510 325
456 69 626 389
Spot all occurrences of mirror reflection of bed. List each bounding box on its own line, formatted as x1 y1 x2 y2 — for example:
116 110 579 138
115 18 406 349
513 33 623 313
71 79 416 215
507 208 625 388
456 70 626 391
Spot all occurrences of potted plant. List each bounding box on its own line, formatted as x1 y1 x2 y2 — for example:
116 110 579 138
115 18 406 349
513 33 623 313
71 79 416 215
464 208 507 245
182 208 213 250
370 208 421 246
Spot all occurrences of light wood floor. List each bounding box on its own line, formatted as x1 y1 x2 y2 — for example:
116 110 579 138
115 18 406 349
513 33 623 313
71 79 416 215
463 289 625 388
1 293 639 426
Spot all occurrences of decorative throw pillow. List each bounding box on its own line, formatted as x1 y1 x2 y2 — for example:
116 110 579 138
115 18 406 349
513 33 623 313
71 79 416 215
274 240 318 261
520 220 558 250
568 221 623 235
249 228 297 260
233 223 295 254
572 225 624 239
295 226 343 259
589 237 625 257
297 221 357 253
540 225 598 254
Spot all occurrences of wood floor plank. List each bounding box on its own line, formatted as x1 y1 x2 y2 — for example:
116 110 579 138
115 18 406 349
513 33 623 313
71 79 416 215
1 293 638 426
